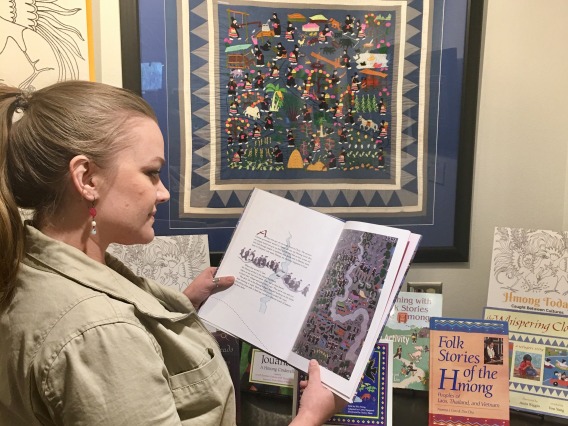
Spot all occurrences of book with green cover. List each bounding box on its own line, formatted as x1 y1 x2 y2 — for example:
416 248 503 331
380 292 442 390
239 342 295 397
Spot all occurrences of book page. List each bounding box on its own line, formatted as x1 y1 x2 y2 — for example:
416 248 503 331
287 222 411 400
199 189 344 359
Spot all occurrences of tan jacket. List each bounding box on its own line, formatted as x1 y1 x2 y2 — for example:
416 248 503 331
0 225 236 425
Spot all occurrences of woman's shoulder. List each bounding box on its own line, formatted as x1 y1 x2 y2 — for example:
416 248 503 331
6 262 144 362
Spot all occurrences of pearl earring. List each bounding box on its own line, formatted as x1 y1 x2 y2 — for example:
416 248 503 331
89 202 97 235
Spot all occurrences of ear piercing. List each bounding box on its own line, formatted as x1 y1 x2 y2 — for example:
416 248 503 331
89 202 97 235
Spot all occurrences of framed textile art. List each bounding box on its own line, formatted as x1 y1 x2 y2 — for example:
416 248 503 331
119 0 483 263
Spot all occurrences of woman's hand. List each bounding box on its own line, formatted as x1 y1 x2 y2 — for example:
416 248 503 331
290 360 348 426
182 267 234 309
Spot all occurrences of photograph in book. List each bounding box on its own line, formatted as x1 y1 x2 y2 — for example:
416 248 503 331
198 188 418 400
428 318 510 426
484 307 568 420
380 292 442 390
487 227 568 316
293 340 393 426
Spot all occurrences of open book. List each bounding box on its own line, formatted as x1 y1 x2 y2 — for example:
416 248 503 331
199 188 421 401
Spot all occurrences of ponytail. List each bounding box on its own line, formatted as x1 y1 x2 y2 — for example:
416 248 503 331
0 87 26 308
0 80 156 309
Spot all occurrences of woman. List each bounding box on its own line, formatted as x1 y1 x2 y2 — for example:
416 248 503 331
484 339 497 363
0 81 344 425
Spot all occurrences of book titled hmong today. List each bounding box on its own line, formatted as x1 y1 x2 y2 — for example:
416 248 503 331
428 318 510 426
486 227 568 316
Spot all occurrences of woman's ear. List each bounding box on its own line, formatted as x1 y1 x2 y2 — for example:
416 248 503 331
69 155 99 201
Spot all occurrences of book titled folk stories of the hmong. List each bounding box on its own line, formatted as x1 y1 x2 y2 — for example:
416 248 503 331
428 318 510 426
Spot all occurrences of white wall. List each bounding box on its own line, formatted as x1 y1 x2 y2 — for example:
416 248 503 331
406 0 568 318
95 1 568 319
91 0 122 87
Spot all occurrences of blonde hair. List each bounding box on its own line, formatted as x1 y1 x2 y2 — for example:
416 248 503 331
0 80 156 308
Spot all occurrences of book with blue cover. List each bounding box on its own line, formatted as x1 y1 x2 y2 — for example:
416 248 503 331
293 340 393 425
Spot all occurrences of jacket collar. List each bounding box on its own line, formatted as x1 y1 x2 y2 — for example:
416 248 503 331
23 224 193 321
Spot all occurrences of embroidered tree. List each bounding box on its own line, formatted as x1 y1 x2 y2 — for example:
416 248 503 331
265 83 287 111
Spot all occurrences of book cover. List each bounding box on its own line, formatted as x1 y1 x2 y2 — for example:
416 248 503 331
293 340 393 426
199 188 420 401
240 342 294 397
429 318 510 426
212 331 242 424
487 227 568 316
380 292 443 390
484 307 568 419
107 235 210 291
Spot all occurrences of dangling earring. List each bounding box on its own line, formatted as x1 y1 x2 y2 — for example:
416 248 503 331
89 201 97 235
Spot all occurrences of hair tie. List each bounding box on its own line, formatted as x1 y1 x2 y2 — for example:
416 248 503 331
14 86 35 111
14 94 29 111
14 95 29 110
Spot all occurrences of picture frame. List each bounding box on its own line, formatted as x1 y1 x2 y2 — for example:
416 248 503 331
119 0 483 264
0 0 93 89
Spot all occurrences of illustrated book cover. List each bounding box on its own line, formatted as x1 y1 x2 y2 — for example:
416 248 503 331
107 235 210 292
293 340 393 426
484 307 568 420
428 317 510 426
240 342 295 398
486 227 568 316
199 188 420 401
380 292 443 390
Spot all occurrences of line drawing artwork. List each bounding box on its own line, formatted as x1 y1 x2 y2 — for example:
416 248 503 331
491 227 568 296
237 232 312 314
107 235 211 292
0 0 89 89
